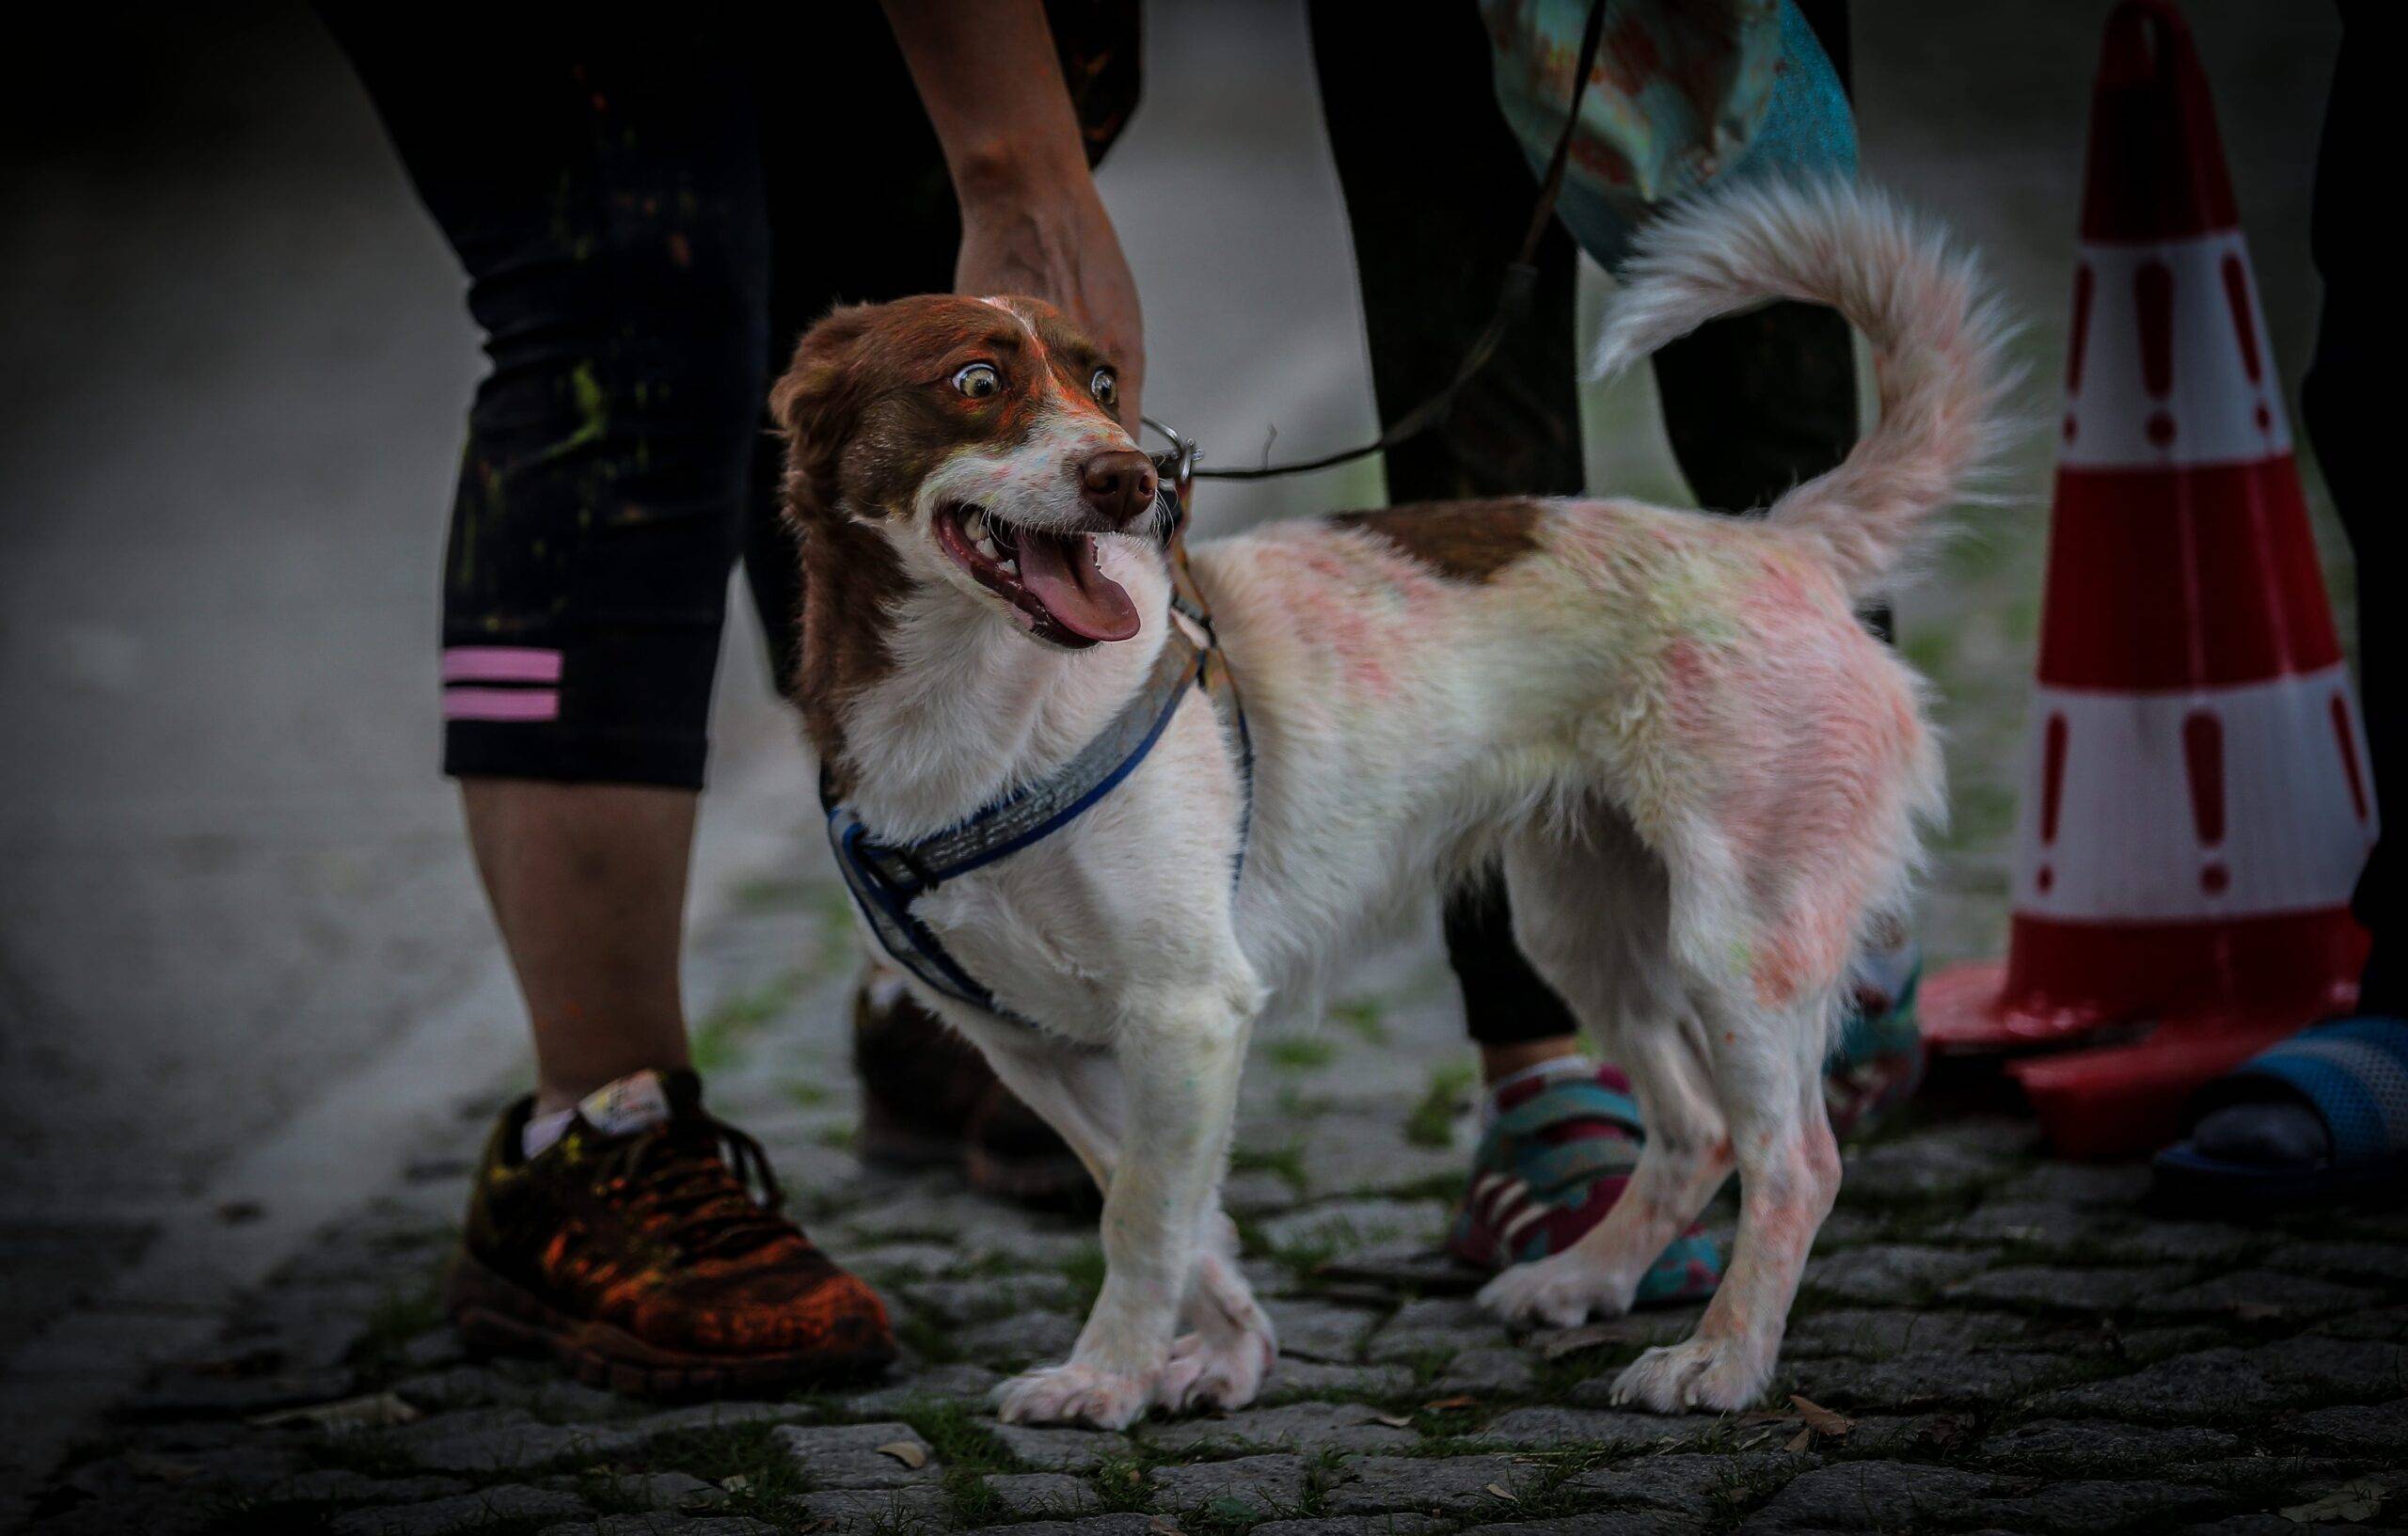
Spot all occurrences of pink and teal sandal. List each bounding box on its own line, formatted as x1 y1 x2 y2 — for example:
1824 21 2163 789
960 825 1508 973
1445 1063 1723 1302
1447 946 1927 1291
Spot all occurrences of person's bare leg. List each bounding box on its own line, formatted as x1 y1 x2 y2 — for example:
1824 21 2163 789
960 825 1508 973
461 779 694 1115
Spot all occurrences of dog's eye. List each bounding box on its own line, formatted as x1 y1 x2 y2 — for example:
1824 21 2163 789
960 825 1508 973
1089 369 1117 409
953 363 1001 399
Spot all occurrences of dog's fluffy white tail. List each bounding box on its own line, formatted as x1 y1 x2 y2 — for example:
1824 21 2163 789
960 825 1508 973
1592 180 2015 596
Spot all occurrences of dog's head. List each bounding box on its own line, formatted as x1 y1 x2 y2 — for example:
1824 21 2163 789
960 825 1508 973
770 293 1160 650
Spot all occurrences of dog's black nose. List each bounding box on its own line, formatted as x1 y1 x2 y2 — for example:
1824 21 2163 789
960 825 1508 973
1079 450 1160 528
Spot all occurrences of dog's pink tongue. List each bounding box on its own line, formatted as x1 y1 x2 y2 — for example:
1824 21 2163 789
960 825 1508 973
1018 530 1140 642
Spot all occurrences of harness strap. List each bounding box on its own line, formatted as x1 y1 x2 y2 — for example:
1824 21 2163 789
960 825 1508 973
840 627 1205 895
1153 435 1256 861
826 612 1250 1024
828 810 1020 1020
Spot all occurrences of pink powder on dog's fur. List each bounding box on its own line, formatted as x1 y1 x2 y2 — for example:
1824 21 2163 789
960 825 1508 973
1325 606 1394 699
1287 540 1459 704
1751 901 1854 1008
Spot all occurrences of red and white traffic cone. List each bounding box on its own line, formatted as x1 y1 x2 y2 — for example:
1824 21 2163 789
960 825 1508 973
1919 0 2378 1155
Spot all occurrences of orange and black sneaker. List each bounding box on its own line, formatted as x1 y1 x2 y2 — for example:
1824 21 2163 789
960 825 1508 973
446 1069 894 1399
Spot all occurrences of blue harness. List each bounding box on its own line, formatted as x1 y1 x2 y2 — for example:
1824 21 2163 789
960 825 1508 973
822 451 1250 1027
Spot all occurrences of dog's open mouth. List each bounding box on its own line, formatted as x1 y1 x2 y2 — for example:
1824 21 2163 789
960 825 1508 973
933 503 1141 648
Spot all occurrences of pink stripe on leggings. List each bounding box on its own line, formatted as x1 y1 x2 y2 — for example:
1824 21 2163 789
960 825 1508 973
442 646 563 684
444 688 560 721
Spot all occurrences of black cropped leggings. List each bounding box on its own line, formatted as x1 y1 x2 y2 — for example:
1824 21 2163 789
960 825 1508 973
325 7 990 788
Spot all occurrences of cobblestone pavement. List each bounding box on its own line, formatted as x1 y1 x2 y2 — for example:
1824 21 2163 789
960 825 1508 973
17 851 2408 1536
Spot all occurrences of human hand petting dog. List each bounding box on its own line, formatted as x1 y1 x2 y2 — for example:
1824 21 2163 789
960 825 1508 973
882 0 1145 422
954 183 1143 424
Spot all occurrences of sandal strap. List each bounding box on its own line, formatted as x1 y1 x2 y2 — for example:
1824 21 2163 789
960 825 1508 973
1510 1136 1643 1197
1489 1078 1644 1141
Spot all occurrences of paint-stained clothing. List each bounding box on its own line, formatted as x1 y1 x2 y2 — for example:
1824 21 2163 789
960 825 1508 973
321 5 1136 787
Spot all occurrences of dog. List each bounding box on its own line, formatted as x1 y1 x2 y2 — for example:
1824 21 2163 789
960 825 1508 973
768 181 2010 1428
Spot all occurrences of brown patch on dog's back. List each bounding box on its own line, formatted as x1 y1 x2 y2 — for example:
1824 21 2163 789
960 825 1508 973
1330 499 1545 583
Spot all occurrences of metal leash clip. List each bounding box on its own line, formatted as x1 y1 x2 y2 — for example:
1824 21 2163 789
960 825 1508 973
1141 414 1201 534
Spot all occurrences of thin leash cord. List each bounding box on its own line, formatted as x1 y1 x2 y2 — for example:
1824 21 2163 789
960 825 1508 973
1194 0 1613 483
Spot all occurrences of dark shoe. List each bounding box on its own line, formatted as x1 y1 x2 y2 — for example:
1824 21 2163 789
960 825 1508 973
964 1084 1098 1211
448 1069 894 1399
851 969 1096 1213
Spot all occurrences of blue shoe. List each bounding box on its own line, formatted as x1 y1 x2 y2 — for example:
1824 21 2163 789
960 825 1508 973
2153 1015 2408 1211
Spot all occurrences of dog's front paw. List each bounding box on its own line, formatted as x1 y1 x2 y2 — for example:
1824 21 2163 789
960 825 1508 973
1476 1252 1634 1330
1609 1336 1772 1414
996 1360 1155 1430
1154 1323 1275 1415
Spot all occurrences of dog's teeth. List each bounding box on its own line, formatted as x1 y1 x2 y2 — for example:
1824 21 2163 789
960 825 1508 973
962 509 988 541
976 535 1001 561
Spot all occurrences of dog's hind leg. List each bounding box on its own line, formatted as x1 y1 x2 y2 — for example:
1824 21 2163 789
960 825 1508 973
1475 820 1738 1328
1477 1022 1734 1327
1611 985 1841 1413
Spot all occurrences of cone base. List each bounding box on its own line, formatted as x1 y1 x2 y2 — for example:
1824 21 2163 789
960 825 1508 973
2008 1018 2305 1160
1922 910 2368 1055
1922 958 2118 1054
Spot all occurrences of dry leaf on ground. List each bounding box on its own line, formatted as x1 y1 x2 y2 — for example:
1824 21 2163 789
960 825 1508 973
246 1391 420 1431
1540 1324 1622 1358
1790 1395 1855 1437
876 1440 929 1469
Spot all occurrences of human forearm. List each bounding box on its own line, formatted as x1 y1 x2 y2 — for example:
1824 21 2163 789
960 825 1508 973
881 0 1092 210
880 0 1145 417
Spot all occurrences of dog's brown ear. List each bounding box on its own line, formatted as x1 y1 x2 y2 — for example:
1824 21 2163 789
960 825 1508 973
770 303 878 526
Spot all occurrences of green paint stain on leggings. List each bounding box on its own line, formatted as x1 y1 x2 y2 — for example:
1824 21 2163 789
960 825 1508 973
527 361 610 470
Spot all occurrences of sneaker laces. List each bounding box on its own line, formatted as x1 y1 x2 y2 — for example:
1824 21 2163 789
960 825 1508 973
596 1111 797 1260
